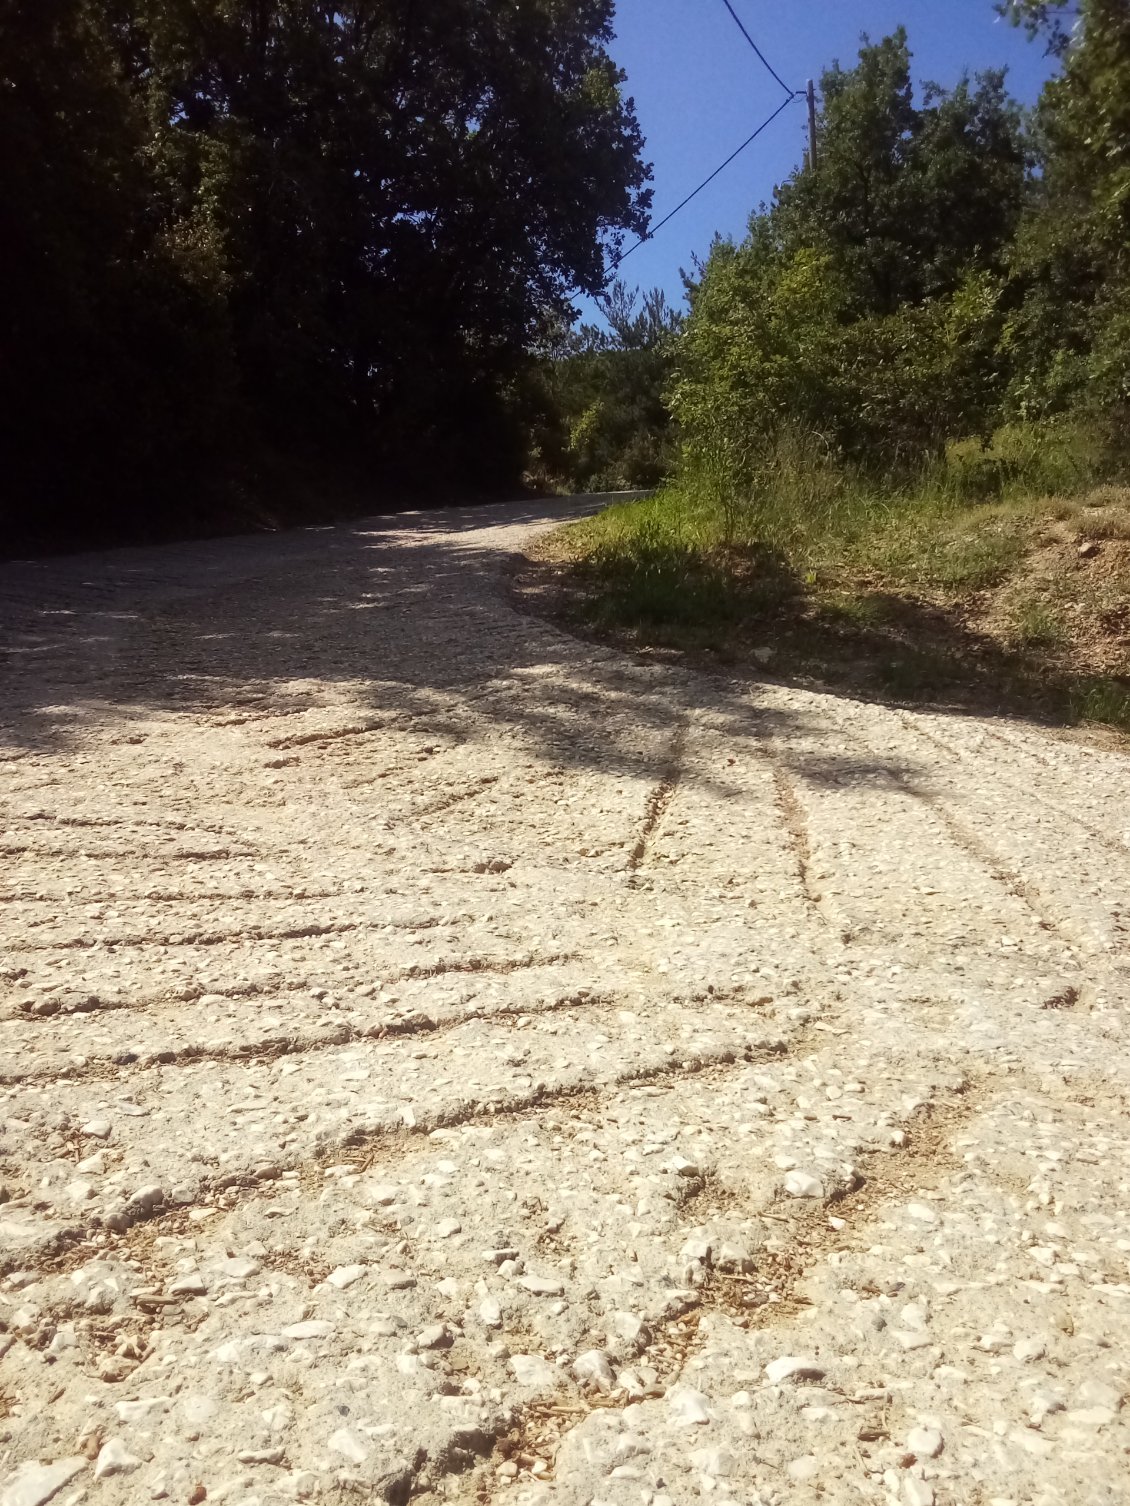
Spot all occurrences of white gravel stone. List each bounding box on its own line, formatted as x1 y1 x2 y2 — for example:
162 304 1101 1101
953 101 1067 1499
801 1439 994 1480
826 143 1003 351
167 1272 207 1296
93 1440 142 1479
326 1263 367 1289
783 1171 824 1199
115 1398 169 1423
572 1349 616 1391
508 1354 558 1388
903 1479 935 1506
765 1356 826 1385
787 1455 820 1482
517 1275 564 1296
1078 1379 1123 1411
0 1459 86 1506
1013 1336 1047 1363
907 1426 943 1459
282 1320 334 1340
328 1428 369 1465
667 1387 712 1426
478 1297 503 1328
691 1447 737 1478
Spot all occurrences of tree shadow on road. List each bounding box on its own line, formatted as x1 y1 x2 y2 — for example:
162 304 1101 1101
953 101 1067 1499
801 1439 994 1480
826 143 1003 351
0 500 935 805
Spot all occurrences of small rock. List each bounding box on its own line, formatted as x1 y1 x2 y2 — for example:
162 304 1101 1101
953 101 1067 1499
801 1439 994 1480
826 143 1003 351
434 1218 462 1239
282 1320 334 1340
518 1275 564 1297
1078 540 1100 558
479 1297 502 1328
1066 1405 1116 1426
667 1386 712 1427
168 1273 207 1297
1078 1378 1122 1411
907 1426 943 1459
237 1448 284 1466
893 1330 932 1351
907 1203 937 1224
977 1332 1010 1352
129 1185 165 1213
216 1257 261 1281
572 1350 616 1392
716 1241 754 1274
326 1264 367 1289
94 1439 142 1479
508 1353 557 1388
328 1428 369 1465
0 1458 86 1506
787 1455 820 1482
765 1356 826 1385
1013 1336 1047 1363
418 1323 454 1350
611 1311 649 1351
1029 1390 1065 1427
690 1447 737 1478
81 1120 111 1139
115 1398 169 1423
903 1479 934 1506
783 1171 824 1199
900 1302 929 1331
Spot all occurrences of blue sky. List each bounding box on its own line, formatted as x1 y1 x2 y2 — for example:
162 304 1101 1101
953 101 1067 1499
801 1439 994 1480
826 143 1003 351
580 0 1061 325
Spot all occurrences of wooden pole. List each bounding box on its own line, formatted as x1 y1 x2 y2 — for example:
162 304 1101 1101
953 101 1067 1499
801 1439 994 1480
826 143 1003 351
806 78 818 169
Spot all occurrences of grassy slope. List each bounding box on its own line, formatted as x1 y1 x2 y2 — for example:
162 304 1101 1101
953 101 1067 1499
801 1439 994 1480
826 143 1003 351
529 440 1130 732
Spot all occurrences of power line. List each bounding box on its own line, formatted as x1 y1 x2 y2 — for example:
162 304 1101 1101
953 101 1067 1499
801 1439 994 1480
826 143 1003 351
609 92 798 272
717 0 796 97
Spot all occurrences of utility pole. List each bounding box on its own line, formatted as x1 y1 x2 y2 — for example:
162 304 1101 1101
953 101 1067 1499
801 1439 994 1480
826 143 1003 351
806 78 818 170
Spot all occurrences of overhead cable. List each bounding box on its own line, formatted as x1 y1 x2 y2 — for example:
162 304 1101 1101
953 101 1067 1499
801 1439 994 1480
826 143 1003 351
609 92 798 271
717 0 796 97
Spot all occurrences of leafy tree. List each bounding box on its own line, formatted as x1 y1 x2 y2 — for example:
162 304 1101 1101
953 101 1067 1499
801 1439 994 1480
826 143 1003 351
1000 0 1130 420
533 282 681 490
671 31 1027 478
773 29 1028 313
0 0 230 540
126 0 652 471
1 1 652 547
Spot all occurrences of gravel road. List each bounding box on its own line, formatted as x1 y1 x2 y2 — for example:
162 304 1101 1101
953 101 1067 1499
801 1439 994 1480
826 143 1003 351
2 498 1130 1506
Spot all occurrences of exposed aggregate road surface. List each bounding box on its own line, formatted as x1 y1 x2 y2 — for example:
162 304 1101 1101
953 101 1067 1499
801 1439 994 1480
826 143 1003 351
1 498 1130 1506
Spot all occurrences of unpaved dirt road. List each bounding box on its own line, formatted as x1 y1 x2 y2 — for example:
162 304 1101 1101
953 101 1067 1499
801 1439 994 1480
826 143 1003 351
2 498 1130 1506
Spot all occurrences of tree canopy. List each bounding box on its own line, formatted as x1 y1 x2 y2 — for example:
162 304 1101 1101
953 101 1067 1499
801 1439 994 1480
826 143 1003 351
1 0 651 546
669 30 1030 477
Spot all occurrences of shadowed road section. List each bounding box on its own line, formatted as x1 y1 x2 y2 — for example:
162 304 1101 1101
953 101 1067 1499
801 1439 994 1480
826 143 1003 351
2 499 1129 1506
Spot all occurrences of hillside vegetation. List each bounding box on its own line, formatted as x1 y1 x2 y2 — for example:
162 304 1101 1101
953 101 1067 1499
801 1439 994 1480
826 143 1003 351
537 1 1130 730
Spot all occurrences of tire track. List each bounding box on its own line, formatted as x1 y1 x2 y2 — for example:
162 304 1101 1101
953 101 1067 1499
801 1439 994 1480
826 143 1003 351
2 1029 794 1276
2 946 570 1023
628 721 687 870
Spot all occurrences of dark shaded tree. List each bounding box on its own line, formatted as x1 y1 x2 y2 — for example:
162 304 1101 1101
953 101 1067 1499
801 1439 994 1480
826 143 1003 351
531 282 681 490
1 0 651 548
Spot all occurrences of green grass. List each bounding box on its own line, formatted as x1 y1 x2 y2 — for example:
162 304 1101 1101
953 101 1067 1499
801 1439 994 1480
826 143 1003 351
1070 678 1130 731
1008 596 1067 649
543 422 1130 733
